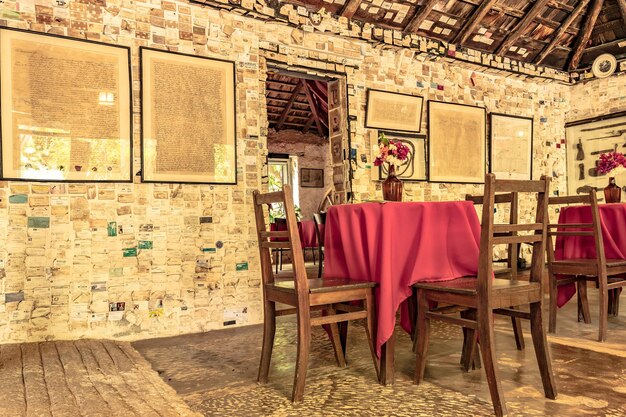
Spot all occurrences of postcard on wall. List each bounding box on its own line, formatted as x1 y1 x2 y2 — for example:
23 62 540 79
141 47 237 184
0 28 132 182
428 101 486 184
489 113 533 180
565 112 626 196
374 132 427 181
365 89 423 133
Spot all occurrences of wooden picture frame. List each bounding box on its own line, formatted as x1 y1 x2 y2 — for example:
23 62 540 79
365 89 424 133
428 101 486 184
301 168 324 188
375 132 427 181
140 47 237 184
565 111 626 195
0 28 132 182
489 113 533 180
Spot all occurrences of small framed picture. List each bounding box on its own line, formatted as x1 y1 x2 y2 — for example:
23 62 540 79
365 89 424 133
301 168 324 188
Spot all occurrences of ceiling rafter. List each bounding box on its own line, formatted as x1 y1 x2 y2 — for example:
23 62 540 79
453 0 499 45
568 0 604 70
340 0 363 19
495 0 553 55
403 0 439 34
276 80 304 130
535 0 590 64
303 83 324 136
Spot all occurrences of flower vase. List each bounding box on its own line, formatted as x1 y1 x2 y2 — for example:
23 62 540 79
382 165 403 201
604 177 621 203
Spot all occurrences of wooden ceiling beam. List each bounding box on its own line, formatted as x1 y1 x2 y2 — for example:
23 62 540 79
453 0 498 45
340 0 362 19
535 0 589 64
303 83 324 136
303 116 315 134
276 80 304 130
568 0 604 70
495 0 552 55
619 0 626 30
403 0 439 34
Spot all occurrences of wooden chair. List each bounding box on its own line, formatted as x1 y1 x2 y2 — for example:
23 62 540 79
546 190 626 342
313 212 326 278
466 192 526 353
254 184 378 402
413 174 557 417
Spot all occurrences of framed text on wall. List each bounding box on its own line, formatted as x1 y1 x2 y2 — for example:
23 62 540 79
489 113 533 180
0 28 132 182
365 89 424 133
141 47 237 184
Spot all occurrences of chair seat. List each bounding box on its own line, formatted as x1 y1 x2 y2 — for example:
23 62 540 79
414 277 540 295
551 258 626 275
269 277 376 294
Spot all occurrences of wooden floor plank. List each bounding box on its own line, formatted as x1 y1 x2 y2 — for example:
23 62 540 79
39 343 81 417
0 344 26 417
21 343 51 417
74 340 139 417
56 341 112 417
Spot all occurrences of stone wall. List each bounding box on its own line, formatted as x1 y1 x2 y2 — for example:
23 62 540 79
0 0 577 343
267 129 331 220
567 73 626 123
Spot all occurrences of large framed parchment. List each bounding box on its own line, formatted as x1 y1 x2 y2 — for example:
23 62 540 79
0 28 132 182
490 113 533 180
565 112 626 196
428 101 486 184
365 89 423 133
141 47 237 184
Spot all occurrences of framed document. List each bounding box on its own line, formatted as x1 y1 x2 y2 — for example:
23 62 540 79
365 89 423 133
428 101 486 184
141 47 237 184
490 113 533 180
0 28 132 182
301 168 324 188
374 132 427 181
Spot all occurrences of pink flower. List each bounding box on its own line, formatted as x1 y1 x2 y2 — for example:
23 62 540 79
374 134 410 168
597 151 626 175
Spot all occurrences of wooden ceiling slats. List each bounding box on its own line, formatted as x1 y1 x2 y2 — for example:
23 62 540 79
453 0 499 44
568 0 605 70
340 0 363 18
276 80 304 130
404 0 440 34
496 0 553 54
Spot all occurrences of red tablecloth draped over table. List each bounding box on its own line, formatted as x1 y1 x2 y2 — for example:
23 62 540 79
555 203 626 307
271 220 323 249
323 201 482 356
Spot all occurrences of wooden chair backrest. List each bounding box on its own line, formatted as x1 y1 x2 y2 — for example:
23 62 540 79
546 190 606 269
477 174 550 299
253 185 309 295
312 212 326 251
466 191 520 277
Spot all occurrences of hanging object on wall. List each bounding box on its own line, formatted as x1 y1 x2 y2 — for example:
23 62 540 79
591 54 617 79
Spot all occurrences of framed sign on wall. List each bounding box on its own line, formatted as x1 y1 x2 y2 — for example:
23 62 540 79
301 168 324 188
141 47 237 184
428 101 486 184
489 113 533 180
365 89 424 133
0 28 132 182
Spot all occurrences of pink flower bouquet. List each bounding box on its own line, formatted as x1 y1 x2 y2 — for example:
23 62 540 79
373 133 410 168
597 151 626 175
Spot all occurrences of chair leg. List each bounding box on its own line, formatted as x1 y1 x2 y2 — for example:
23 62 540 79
327 306 347 368
312 247 316 265
477 308 507 417
258 300 276 384
414 289 430 384
511 315 525 351
364 289 380 380
291 310 311 402
318 255 323 278
274 250 279 275
461 309 480 372
577 281 591 324
529 301 558 400
598 275 609 342
548 272 558 334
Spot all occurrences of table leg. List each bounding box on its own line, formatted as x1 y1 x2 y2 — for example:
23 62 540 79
379 331 396 385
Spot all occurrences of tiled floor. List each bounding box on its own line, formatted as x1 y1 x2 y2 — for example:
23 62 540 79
134 290 626 417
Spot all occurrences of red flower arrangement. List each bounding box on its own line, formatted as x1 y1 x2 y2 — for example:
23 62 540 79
373 133 410 168
597 151 626 175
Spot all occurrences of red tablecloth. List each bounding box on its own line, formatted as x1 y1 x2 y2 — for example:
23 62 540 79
555 203 626 307
324 201 482 356
271 220 323 249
